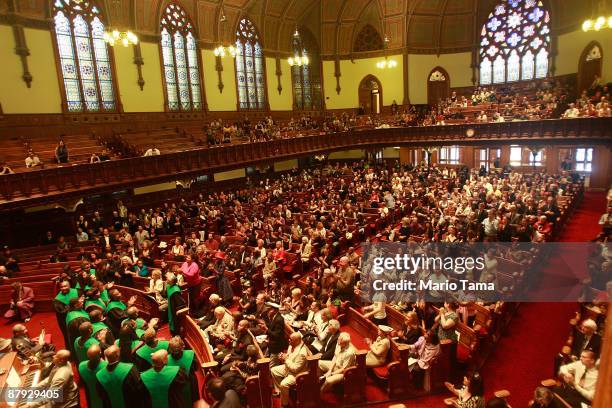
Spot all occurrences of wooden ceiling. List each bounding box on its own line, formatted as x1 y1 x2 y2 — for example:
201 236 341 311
3 0 593 56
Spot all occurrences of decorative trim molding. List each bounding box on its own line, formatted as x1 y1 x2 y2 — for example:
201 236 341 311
215 55 224 93
275 55 282 95
334 57 341 95
133 43 145 91
11 24 32 88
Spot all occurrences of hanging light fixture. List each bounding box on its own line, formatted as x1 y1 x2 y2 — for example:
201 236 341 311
213 6 237 58
287 27 309 66
375 35 397 69
103 29 138 47
582 0 612 31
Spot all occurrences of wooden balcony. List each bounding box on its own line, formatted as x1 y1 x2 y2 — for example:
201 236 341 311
0 117 610 210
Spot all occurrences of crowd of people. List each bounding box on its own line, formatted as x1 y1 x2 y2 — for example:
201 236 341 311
0 155 605 408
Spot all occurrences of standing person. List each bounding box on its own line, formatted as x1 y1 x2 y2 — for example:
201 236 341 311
79 344 107 408
165 273 186 335
55 140 69 163
96 345 149 408
141 349 189 408
180 255 202 312
53 281 79 343
4 282 35 322
167 336 199 406
214 252 234 306
263 304 288 367
74 321 100 363
445 372 485 408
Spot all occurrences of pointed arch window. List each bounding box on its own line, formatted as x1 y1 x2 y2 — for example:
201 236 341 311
235 18 267 110
291 29 322 110
52 0 116 112
479 0 550 85
160 3 203 111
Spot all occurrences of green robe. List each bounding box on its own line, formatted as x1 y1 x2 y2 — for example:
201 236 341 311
105 300 127 314
91 321 110 336
65 309 90 326
166 284 181 333
95 362 133 408
78 360 107 408
74 336 100 363
135 341 169 365
168 350 195 404
54 288 79 305
122 317 147 338
141 366 181 408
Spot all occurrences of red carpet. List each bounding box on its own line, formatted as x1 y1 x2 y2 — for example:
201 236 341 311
0 192 605 407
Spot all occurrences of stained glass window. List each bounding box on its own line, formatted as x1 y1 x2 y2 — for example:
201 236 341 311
291 29 322 111
479 0 550 84
236 18 266 110
52 0 116 112
160 3 202 111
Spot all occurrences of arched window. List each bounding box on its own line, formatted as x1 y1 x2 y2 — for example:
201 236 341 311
160 3 202 111
354 24 384 52
235 18 266 110
290 29 322 110
52 0 116 112
479 0 550 85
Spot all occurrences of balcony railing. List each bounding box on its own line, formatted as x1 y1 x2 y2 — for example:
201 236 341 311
0 117 610 209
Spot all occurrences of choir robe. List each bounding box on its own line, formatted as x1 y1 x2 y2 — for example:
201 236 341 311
53 288 79 343
78 360 107 408
167 350 199 405
96 361 149 408
141 365 189 408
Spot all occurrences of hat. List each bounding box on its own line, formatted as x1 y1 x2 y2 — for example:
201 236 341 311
215 251 226 260
158 241 168 249
378 325 393 333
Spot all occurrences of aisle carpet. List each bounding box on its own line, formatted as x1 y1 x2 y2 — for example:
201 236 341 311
0 192 605 408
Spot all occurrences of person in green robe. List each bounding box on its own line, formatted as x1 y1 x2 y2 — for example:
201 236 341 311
53 281 79 345
105 288 136 338
121 306 155 339
141 349 190 408
89 309 115 347
65 296 90 355
165 273 186 336
96 345 149 408
167 336 199 405
78 343 107 408
84 280 110 311
134 328 169 371
73 321 100 363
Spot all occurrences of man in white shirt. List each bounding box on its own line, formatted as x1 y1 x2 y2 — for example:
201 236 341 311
318 332 356 392
563 103 580 118
556 350 598 405
143 145 161 156
25 151 42 168
482 210 499 241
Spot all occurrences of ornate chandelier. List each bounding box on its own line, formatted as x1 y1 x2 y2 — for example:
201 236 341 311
288 55 309 66
375 35 397 69
582 0 612 31
103 30 138 47
213 45 237 58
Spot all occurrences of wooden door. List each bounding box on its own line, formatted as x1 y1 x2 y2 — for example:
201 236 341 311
427 67 450 106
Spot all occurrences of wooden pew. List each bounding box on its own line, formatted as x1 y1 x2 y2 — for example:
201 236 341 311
0 281 57 313
340 307 411 399
245 329 273 408
114 285 160 320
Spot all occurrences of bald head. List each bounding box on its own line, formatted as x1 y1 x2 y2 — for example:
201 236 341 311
86 344 102 363
12 324 26 335
54 349 71 366
126 306 139 319
104 345 120 363
151 349 168 370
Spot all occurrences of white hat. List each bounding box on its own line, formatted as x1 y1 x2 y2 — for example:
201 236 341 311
378 325 393 333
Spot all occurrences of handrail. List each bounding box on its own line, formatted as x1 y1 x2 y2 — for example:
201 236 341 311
0 117 610 209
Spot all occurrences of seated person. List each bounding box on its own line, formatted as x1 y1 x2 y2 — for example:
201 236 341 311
318 332 356 393
4 282 34 322
220 345 260 394
204 306 234 348
11 323 55 361
365 325 392 368
555 350 598 407
25 150 42 168
271 332 309 407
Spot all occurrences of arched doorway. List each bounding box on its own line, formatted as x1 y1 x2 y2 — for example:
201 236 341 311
427 67 450 106
358 75 383 114
578 42 603 94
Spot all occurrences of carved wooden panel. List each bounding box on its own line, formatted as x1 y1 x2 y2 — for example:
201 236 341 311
353 24 383 52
